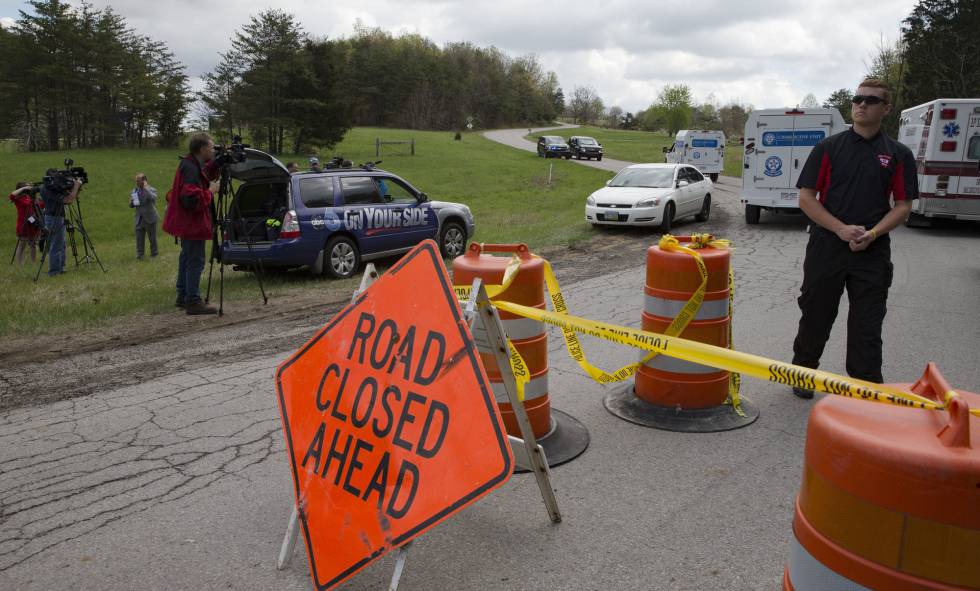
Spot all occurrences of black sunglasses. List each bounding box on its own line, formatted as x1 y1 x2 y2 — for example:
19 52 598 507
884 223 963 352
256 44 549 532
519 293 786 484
852 95 887 105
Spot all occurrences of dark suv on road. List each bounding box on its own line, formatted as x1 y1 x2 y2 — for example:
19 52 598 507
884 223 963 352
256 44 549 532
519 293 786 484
536 136 571 159
221 150 475 279
568 136 603 161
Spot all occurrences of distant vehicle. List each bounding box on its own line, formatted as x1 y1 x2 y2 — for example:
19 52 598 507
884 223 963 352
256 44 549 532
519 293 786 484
568 136 604 160
585 163 712 233
221 150 475 279
740 108 848 224
663 130 725 181
898 98 980 226
536 135 572 159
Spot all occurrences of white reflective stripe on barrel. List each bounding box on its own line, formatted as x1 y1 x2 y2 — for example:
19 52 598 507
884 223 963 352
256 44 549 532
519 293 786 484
788 536 869 591
499 316 545 341
644 294 728 320
490 374 548 403
643 353 722 375
471 317 544 348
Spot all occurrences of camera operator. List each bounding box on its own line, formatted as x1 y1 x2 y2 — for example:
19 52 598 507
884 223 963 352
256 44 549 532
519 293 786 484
41 169 81 276
130 173 159 259
162 132 220 315
8 181 42 264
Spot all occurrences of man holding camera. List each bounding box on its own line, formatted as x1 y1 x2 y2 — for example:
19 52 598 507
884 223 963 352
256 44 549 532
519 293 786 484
163 133 219 315
41 170 81 276
130 173 159 260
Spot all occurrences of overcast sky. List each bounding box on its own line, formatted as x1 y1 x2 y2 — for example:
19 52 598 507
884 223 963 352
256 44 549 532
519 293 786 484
1 0 916 112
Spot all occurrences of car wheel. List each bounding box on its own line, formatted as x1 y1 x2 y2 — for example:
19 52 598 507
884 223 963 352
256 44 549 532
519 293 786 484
659 202 675 234
324 235 360 279
695 194 711 222
745 204 761 225
597 156 603 161
439 221 466 259
710 173 719 182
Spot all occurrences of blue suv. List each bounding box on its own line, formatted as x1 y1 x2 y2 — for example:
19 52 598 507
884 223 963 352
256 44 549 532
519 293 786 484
222 150 475 278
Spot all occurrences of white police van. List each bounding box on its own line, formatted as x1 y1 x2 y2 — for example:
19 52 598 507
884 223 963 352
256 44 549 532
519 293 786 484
741 108 847 224
664 130 726 182
898 98 980 226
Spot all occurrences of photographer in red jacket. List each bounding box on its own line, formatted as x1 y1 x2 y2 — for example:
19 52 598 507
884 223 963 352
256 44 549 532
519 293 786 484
163 133 220 315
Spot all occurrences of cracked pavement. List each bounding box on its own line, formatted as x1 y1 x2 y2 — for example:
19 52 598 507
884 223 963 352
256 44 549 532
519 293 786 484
2 152 979 590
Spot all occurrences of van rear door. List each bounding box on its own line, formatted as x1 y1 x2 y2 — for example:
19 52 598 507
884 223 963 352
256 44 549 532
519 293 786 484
788 114 833 188
755 116 794 189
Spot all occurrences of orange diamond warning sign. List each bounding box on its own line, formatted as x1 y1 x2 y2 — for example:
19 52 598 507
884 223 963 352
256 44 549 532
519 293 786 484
275 240 513 590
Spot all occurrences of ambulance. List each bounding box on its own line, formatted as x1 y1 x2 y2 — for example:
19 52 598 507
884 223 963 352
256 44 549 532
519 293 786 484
663 130 725 181
898 98 980 225
740 108 848 224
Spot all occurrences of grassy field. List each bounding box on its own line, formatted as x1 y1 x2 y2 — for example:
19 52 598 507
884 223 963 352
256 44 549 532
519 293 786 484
527 125 745 178
0 128 612 337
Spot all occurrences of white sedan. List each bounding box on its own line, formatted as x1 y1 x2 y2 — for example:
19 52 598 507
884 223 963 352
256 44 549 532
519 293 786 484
585 163 713 233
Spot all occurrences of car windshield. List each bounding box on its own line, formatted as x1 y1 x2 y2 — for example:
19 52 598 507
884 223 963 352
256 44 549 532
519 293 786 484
544 137 563 144
608 168 674 188
578 138 597 145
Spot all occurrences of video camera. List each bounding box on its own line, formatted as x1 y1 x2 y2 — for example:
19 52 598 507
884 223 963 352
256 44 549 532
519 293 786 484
39 158 89 194
213 136 250 166
324 156 353 169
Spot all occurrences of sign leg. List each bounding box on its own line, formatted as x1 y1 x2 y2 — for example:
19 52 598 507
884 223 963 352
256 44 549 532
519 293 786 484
387 542 412 591
277 507 300 570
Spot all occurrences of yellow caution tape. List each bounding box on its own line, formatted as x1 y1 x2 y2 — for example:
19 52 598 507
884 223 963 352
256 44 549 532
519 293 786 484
454 238 974 418
492 298 980 417
725 268 744 416
507 339 529 403
540 234 726 387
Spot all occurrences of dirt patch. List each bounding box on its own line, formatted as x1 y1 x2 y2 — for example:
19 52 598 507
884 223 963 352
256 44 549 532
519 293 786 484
0 231 655 412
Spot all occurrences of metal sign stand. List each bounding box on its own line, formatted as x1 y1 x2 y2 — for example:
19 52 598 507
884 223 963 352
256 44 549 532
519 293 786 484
276 270 560 590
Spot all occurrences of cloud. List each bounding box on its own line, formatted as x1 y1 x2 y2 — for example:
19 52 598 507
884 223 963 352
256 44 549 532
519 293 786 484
4 0 916 111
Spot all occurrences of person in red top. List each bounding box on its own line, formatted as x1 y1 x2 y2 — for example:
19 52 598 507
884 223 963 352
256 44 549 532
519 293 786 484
8 181 43 264
163 132 220 315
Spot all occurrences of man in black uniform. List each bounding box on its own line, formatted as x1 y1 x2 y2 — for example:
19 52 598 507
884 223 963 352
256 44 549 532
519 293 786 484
791 78 917 398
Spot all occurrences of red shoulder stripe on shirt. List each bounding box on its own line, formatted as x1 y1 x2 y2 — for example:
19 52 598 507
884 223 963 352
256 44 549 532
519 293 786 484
815 152 831 204
891 159 907 201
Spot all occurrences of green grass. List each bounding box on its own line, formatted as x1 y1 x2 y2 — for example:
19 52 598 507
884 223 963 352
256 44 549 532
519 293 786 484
526 125 745 178
0 128 612 337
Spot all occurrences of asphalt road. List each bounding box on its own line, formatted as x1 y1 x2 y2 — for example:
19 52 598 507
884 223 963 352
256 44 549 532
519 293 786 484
2 134 979 590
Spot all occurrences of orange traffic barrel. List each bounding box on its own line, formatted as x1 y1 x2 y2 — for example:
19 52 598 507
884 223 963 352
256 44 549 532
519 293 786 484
605 235 758 431
453 243 588 468
784 363 980 590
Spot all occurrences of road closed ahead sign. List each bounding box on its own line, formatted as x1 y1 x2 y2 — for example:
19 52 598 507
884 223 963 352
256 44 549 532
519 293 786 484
276 240 513 590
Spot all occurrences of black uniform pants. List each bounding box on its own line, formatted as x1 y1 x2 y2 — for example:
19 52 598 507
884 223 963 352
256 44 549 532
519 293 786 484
791 229 893 383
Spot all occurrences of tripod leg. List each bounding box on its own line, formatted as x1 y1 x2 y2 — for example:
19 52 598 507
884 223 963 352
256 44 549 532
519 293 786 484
10 239 20 265
204 243 216 304
34 229 52 282
219 259 224 316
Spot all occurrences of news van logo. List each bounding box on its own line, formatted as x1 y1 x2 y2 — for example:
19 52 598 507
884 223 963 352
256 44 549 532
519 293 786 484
764 156 783 177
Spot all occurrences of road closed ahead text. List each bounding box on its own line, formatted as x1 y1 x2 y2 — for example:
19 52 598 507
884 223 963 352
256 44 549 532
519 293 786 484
300 311 451 519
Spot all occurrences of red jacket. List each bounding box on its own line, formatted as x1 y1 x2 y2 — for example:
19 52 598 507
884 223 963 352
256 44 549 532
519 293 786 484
162 156 219 240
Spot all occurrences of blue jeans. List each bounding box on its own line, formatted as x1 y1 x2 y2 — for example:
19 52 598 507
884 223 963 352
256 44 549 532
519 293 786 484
176 239 207 303
44 215 66 276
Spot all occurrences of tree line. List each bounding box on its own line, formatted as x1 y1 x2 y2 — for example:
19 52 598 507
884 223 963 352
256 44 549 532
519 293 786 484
199 13 563 154
1 0 976 152
0 0 189 150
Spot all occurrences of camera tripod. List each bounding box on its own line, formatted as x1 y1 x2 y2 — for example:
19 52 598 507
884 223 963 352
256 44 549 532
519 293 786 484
204 160 268 316
34 192 106 281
